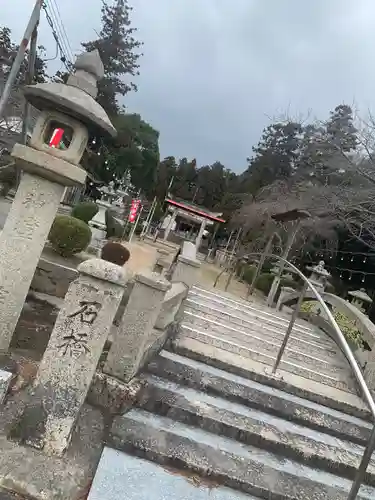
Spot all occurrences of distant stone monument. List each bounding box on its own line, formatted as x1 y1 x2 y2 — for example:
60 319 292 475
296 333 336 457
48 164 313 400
306 261 331 291
348 288 373 314
0 50 116 352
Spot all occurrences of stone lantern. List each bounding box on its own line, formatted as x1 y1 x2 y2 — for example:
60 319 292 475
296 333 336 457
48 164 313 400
0 50 116 352
348 288 373 314
306 260 331 291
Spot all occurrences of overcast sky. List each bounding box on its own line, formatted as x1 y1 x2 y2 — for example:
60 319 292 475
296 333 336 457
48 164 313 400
3 0 375 172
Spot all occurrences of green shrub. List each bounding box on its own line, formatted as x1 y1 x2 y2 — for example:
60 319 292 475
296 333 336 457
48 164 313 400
49 215 91 257
300 301 315 313
300 301 363 348
280 277 298 290
255 273 274 295
333 309 363 348
71 201 98 223
101 241 130 266
105 209 125 239
242 265 257 285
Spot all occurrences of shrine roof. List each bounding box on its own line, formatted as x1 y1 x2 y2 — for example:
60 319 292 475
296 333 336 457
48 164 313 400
165 197 225 223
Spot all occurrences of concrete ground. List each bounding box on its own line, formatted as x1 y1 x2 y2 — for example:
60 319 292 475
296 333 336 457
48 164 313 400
0 491 30 499
0 389 105 500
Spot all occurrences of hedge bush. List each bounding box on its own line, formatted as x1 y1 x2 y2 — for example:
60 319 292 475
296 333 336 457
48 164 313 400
280 276 298 290
71 201 99 224
49 215 92 257
241 265 257 285
301 301 363 348
101 241 130 266
255 272 274 295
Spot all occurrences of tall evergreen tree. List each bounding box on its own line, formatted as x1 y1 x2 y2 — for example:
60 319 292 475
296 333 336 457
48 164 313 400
326 104 358 152
242 121 302 196
297 105 358 185
82 0 142 116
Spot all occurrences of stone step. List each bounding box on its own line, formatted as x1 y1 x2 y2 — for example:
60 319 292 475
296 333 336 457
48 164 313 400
190 286 314 329
149 347 367 419
188 290 315 335
110 409 375 499
147 351 370 441
184 298 336 348
139 374 375 485
182 311 345 365
192 286 277 313
88 447 255 500
174 329 356 393
180 321 349 377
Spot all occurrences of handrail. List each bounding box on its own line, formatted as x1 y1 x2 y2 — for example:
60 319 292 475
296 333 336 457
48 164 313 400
213 252 375 499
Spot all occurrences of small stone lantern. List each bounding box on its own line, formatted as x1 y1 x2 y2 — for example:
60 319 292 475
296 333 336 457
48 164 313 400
0 50 116 352
348 288 373 314
306 260 331 291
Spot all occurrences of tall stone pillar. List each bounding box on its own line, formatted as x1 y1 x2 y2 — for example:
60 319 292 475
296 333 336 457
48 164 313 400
172 255 201 288
104 272 170 382
163 211 177 241
12 258 128 455
0 155 84 351
195 218 207 250
0 50 116 352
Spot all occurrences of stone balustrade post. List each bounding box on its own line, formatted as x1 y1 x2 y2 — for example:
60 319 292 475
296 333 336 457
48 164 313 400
171 255 201 288
12 258 128 456
276 286 295 311
104 272 170 382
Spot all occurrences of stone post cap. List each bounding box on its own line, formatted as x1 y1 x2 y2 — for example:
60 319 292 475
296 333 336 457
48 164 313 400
78 258 129 286
135 271 171 292
178 255 201 268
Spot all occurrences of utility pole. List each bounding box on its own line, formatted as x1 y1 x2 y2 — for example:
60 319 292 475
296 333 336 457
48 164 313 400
167 175 174 195
129 206 143 243
0 0 43 120
192 185 199 203
21 24 39 144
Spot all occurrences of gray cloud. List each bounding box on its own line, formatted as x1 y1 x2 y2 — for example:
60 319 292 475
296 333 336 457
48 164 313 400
3 0 375 171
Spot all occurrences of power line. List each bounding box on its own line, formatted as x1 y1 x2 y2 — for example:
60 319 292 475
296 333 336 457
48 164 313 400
43 1 73 66
44 0 73 60
42 2 72 72
305 262 375 275
49 0 74 61
46 0 74 64
308 248 375 257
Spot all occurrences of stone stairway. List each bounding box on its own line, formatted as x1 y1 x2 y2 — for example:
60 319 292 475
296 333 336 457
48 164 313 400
102 286 375 499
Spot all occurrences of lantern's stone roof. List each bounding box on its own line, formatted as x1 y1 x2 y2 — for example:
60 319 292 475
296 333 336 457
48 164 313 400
348 288 372 303
22 50 116 138
306 260 331 278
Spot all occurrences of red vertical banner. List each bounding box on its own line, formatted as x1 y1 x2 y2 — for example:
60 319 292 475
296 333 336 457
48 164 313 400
128 199 141 223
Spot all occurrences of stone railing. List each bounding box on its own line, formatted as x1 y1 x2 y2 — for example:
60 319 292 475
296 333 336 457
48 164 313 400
278 290 375 387
7 242 200 455
30 257 78 298
139 282 188 370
